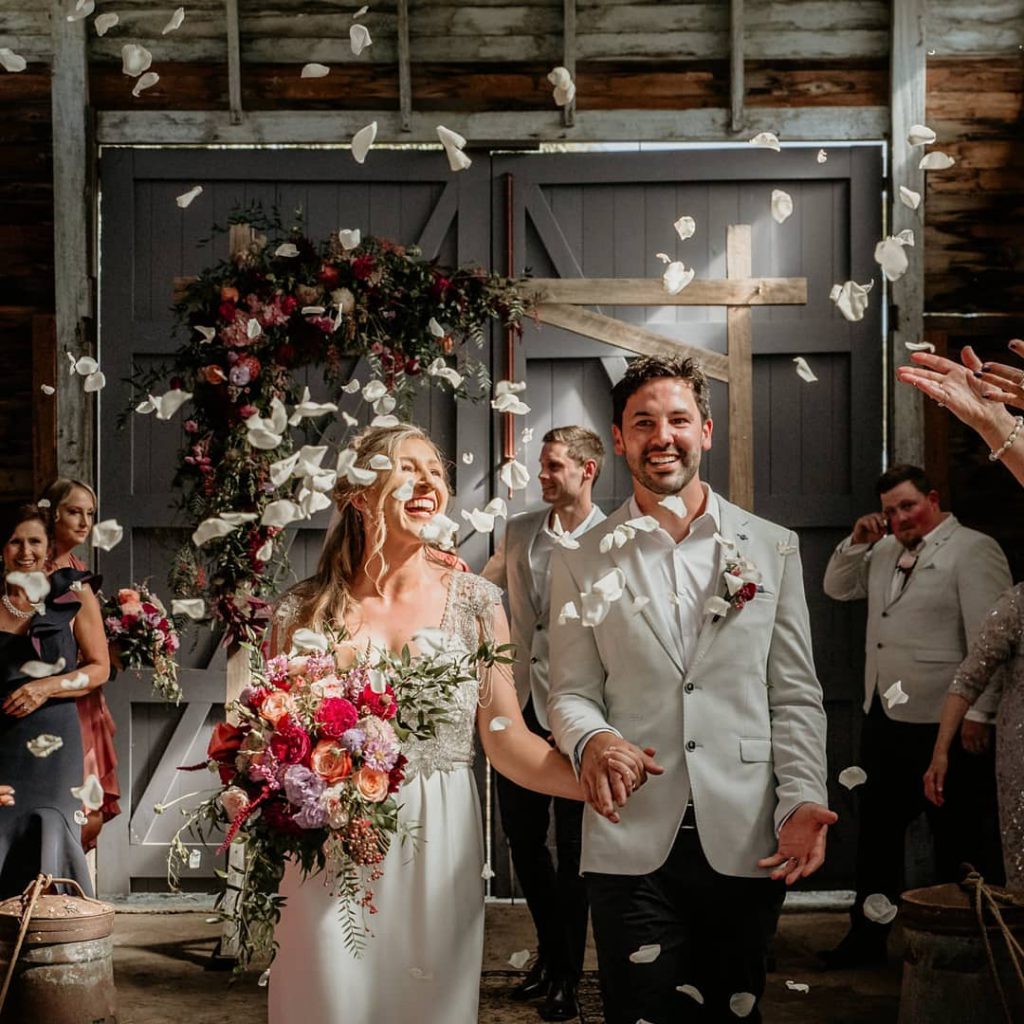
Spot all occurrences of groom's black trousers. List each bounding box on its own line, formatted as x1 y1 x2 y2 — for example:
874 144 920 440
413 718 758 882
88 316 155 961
586 808 784 1024
494 698 588 981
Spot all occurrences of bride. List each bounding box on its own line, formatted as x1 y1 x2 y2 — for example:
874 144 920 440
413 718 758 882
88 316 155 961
268 423 608 1023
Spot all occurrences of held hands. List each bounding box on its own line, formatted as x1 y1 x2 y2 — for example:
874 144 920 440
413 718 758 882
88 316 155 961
2 679 52 718
580 731 664 824
851 512 887 546
757 803 837 885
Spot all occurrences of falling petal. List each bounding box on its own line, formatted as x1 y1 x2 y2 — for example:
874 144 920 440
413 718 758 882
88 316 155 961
20 656 66 679
898 186 921 210
351 121 377 163
71 774 104 810
66 0 94 21
0 48 27 73
256 538 273 562
350 23 372 55
121 43 152 78
437 125 471 172
863 893 898 925
663 261 695 295
673 215 696 241
748 132 780 152
339 228 361 250
301 62 330 79
37 500 50 509
704 595 731 617
498 459 530 492
678 984 705 1003
83 370 106 392
90 519 124 551
628 944 662 964
27 734 63 758
94 12 119 36
907 124 936 147
176 185 203 208
61 672 89 691
883 680 909 709
481 863 495 880
419 513 459 551
547 66 576 106
370 414 399 428
40 384 55 396
392 479 414 501
368 454 393 471
191 517 239 547
557 601 579 625
829 279 874 322
918 151 955 171
729 992 757 1018
494 380 527 397
904 340 936 353
658 494 687 517
785 981 810 993
373 395 396 417
138 388 193 420
489 716 511 732
71 355 98 376
261 500 305 529
427 316 445 338
74 810 88 825
793 357 818 383
492 393 530 415
246 318 262 339
816 149 828 163
341 378 361 394
462 508 497 533
341 411 358 427
771 189 793 224
508 950 532 970
426 358 464 390
162 6 185 34
171 598 206 620
896 228 915 247
838 765 868 790
777 541 798 556
460 451 474 465
354 5 368 18
275 242 299 258
521 428 534 445
362 379 385 403
194 325 215 342
258 970 270 988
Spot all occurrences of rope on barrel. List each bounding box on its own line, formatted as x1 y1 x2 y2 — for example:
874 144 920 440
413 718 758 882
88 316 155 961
961 869 1024 1024
0 872 52 1015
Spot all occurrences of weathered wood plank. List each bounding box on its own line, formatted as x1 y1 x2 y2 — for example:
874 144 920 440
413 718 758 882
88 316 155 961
926 1 1024 55
31 314 57 496
397 0 412 130
535 302 731 381
726 224 754 511
730 0 744 131
226 0 243 122
523 277 807 306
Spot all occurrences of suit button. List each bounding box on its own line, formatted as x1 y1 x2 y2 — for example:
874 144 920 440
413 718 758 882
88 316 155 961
881 612 888 618
877 642 884 649
536 623 544 631
684 683 694 693
530 657 539 664
686 740 696 751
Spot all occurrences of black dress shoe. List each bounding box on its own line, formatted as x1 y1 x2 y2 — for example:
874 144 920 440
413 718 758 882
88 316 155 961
818 927 888 970
538 976 580 1022
511 960 552 1001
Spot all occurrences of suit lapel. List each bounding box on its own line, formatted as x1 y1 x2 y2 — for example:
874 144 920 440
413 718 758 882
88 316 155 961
520 513 546 618
885 516 956 609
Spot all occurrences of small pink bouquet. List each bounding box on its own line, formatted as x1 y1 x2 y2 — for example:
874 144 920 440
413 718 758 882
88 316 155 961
101 584 181 702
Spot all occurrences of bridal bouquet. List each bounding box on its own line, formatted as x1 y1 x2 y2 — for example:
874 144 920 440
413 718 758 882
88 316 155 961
169 627 510 967
101 585 181 703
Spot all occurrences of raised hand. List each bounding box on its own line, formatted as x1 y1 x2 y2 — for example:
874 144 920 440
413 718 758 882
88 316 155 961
851 512 887 546
757 802 837 884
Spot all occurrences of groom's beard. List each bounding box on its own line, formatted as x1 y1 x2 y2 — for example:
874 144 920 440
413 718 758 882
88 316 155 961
626 444 700 496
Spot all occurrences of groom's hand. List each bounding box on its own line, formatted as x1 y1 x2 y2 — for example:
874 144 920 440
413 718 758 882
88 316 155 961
757 802 838 884
580 732 664 823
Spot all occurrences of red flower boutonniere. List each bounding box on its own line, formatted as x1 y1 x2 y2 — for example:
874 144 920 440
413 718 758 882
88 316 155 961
722 554 763 612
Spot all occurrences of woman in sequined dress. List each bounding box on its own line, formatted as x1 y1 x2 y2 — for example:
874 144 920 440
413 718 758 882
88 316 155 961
924 583 1024 889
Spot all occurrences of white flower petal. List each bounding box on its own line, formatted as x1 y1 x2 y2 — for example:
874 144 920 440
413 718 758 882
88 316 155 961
786 980 810 993
176 185 203 209
547 66 576 106
171 599 206 620
90 519 124 551
275 242 300 258
41 384 55 395
148 388 193 420
351 121 377 164
658 494 688 518
662 261 695 295
520 427 534 445
481 863 495 880
461 451 474 465
291 628 330 654
816 149 828 164
121 43 152 78
625 515 659 534
194 324 216 342
392 479 414 501
907 124 936 147
27 734 63 757
268 452 300 488
218 512 258 527
191 517 237 547
83 370 106 392
162 6 185 34
494 380 527 397
367 454 392 471
436 125 472 172
373 394 396 416
245 318 262 340
419 513 459 551
132 69 160 98
593 568 626 603
60 672 89 691
498 459 530 492
362 380 386 403
748 132 780 152
256 538 273 561
883 680 909 708
0 48 28 73
599 533 615 554
704 595 732 617
339 228 361 250
919 151 955 171
73 355 98 376
673 215 696 241
261 499 305 528
557 601 579 625
863 893 898 925
94 12 119 36
896 228 915 247
793 356 818 383
247 427 284 450
482 498 507 519
777 541 798 556
771 189 794 224
341 411 358 427
66 0 94 22
627 595 650 615
904 340 936 353
488 716 511 732
508 949 532 970
71 774 104 811
829 279 874 322
20 656 66 679
838 765 868 790
258 969 270 988
341 378 361 394
301 63 330 79
370 414 399 428
898 186 921 210
350 23 372 55
5 571 52 605
353 5 368 18
729 992 757 1018
628 944 661 964
427 316 445 337
492 393 531 415
462 508 496 533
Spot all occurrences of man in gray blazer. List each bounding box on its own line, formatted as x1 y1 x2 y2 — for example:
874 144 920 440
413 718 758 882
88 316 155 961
483 426 605 1021
547 356 834 1024
822 464 1009 967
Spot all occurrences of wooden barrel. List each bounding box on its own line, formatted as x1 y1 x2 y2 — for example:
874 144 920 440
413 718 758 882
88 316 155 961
0 881 118 1024
898 882 1024 1024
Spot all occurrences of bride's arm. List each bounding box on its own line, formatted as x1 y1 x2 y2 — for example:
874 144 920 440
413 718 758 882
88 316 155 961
476 603 583 803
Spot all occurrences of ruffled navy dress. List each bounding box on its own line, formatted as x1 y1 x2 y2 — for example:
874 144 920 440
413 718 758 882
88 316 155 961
0 568 95 898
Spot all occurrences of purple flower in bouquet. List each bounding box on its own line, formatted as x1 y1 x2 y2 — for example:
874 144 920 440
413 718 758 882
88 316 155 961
228 363 252 386
340 728 366 755
283 764 326 829
304 652 337 680
359 717 400 772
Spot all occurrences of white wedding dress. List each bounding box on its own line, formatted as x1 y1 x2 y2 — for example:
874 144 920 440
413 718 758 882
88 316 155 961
269 573 502 1024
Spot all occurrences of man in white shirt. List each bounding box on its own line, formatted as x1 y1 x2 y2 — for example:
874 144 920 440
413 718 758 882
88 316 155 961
483 426 606 1021
822 464 1009 967
547 357 833 1024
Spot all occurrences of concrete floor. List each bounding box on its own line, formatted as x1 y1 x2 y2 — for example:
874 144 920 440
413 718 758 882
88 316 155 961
101 903 902 1024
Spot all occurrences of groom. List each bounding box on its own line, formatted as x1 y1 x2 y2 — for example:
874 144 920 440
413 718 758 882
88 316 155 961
547 356 835 1023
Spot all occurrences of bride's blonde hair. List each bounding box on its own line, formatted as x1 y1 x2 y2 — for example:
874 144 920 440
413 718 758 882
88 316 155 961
288 422 450 632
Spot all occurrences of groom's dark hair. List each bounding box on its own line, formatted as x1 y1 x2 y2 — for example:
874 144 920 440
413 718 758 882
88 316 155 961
611 355 711 427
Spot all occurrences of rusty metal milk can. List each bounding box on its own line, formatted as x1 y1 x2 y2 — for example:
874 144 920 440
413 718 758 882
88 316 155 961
0 875 118 1024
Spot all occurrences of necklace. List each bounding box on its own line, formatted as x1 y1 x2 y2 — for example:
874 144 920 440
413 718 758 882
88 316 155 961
2 592 34 620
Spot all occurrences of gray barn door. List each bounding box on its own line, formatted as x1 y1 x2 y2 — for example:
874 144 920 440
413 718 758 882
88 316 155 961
96 148 494 894
492 148 883 888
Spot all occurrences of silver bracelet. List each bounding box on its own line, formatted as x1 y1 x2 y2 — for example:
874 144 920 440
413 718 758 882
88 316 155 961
988 416 1024 462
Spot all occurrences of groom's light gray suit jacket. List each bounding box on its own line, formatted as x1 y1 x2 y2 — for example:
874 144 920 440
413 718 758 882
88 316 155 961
547 496 828 879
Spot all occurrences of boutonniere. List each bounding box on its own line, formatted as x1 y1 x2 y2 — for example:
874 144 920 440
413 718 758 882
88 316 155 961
721 553 762 612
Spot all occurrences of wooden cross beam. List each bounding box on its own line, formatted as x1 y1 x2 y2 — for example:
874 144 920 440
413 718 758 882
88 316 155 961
520 225 807 510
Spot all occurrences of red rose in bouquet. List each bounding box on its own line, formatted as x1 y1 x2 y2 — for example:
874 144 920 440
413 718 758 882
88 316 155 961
269 721 313 766
357 682 397 720
315 697 359 738
208 721 245 763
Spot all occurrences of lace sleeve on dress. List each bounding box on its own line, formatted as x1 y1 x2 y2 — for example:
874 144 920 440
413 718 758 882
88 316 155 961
950 584 1023 704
